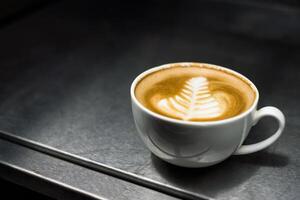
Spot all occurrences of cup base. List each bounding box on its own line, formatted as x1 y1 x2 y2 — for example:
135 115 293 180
155 153 229 168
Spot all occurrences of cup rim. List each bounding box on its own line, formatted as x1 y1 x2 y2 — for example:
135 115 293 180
130 62 259 126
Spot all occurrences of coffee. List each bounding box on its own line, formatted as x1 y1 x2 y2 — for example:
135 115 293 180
135 63 256 122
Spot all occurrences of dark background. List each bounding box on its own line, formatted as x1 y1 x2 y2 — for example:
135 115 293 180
0 178 53 199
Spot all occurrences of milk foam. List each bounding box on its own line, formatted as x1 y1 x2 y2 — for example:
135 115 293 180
135 63 256 122
155 77 223 121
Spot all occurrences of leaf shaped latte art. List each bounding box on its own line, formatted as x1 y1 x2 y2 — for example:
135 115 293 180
156 77 224 121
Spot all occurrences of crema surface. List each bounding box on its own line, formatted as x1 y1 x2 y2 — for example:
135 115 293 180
135 63 256 122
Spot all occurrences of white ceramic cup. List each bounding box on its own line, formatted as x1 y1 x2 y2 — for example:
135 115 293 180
130 63 285 167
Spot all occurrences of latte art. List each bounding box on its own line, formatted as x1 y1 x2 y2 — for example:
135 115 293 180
135 63 256 122
155 77 222 121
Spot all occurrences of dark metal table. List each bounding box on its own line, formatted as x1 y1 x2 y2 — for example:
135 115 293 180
0 1 299 199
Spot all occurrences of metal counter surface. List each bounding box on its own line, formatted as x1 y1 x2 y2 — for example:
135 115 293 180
0 1 299 199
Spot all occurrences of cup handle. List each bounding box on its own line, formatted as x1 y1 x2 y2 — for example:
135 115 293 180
234 106 285 155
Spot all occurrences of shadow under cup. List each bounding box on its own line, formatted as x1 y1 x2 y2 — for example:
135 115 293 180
131 63 284 167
